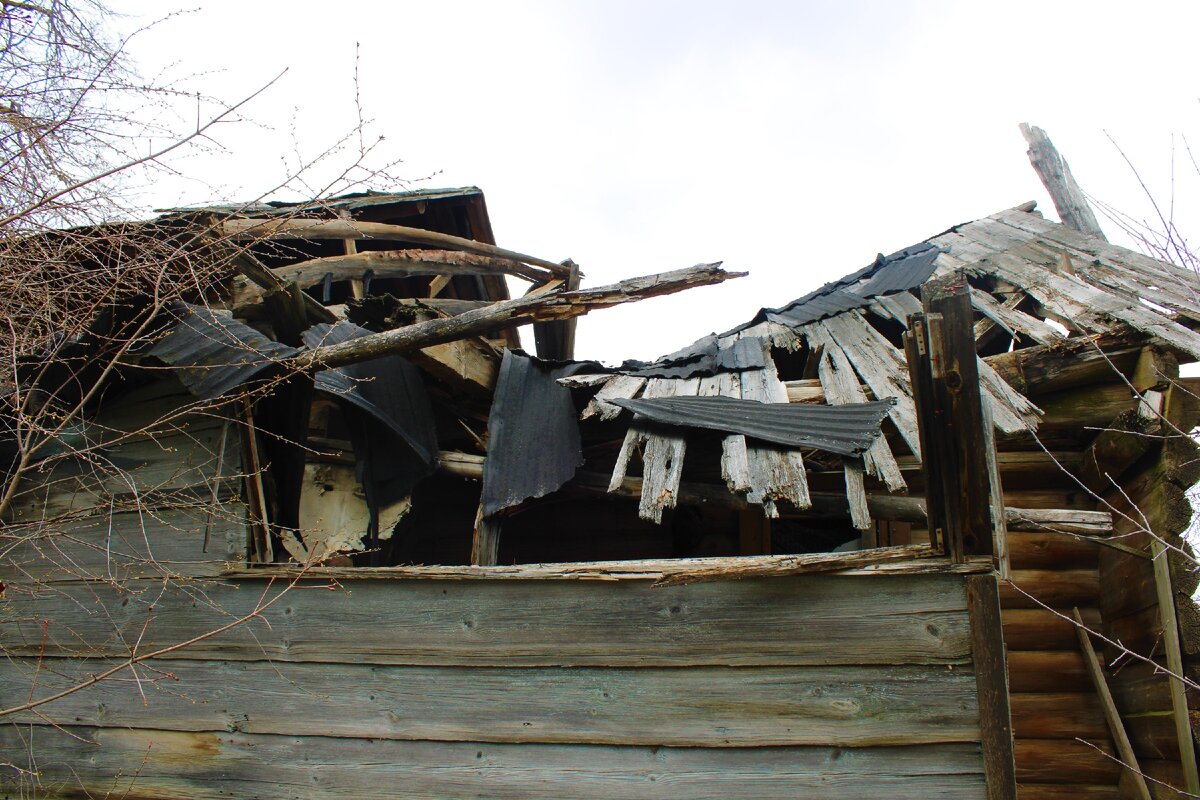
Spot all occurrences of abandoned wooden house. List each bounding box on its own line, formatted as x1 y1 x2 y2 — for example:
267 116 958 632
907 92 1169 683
3 170 1200 800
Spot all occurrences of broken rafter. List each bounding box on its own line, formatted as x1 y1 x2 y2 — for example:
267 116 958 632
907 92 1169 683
254 249 555 297
293 263 741 371
220 216 572 276
1019 123 1107 241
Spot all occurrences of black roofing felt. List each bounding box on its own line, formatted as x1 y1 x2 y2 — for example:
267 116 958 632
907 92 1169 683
611 395 896 457
148 303 299 399
482 350 593 517
618 331 769 379
758 242 941 329
300 322 438 470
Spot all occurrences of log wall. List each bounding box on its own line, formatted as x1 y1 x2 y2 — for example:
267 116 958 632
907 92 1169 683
0 384 992 799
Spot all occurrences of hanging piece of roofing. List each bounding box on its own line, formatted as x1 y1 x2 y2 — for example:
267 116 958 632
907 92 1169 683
148 302 299 399
610 395 896 457
481 350 594 517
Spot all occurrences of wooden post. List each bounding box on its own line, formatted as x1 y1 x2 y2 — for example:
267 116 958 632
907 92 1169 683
471 504 502 566
533 259 581 360
905 274 1005 565
967 575 1018 800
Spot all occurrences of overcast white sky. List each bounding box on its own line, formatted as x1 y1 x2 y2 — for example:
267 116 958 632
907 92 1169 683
111 0 1200 364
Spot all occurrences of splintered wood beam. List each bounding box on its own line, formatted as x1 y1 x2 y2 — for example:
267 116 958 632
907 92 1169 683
294 263 740 371
409 337 499 394
651 543 936 587
1020 123 1107 240
212 235 336 325
220 217 572 275
1072 607 1153 800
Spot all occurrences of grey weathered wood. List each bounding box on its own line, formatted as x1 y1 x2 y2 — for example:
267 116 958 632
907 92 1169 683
818 311 921 459
0 726 988 800
738 349 811 515
581 374 646 421
6 659 980 747
970 287 1063 347
0 504 247 583
843 458 872 530
294 263 741 371
870 290 923 324
965 574 1017 800
813 333 905 493
608 377 698 523
1019 123 1107 240
701 372 751 493
1 574 973 666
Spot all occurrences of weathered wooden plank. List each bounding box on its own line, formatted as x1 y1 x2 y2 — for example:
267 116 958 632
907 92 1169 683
1151 536 1200 793
738 348 810 515
3 660 981 747
0 574 973 666
1002 607 1101 651
1006 531 1100 571
0 726 988 800
1074 607 1154 800
808 321 905 487
582 374 646 421
0 504 247 583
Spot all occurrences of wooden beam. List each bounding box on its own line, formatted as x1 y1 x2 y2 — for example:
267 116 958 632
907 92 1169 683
220 216 572 275
293 263 741 371
1072 607 1154 800
533 259 582 360
408 337 499 394
920 275 1001 560
1151 536 1200 793
470 503 501 566
251 248 553 294
967 574 1018 800
1020 123 1107 240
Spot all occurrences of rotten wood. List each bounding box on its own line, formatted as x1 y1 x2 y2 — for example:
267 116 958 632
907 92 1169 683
1020 123 1107 240
294 263 741 371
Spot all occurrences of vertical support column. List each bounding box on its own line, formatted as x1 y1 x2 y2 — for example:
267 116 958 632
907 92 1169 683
904 273 1006 567
967 574 1018 800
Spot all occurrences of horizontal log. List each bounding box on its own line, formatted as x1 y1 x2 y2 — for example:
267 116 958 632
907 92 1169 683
1010 692 1107 739
5 660 980 748
999 569 1100 610
1014 737 1120 784
1015 785 1120 800
1002 607 1101 651
986 333 1142 397
1007 650 1088 693
0 726 989 800
294 264 741 371
267 248 552 287
1 573 973 666
1006 531 1100 570
221 216 572 275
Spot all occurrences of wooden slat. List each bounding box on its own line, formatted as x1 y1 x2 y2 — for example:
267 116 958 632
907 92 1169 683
3 660 980 747
1014 738 1120 784
0 726 989 800
1009 692 1107 740
0 574 973 666
1003 608 1101 651
998 569 1100 610
1006 531 1100 571
1151 536 1200 793
738 344 810 515
1074 606 1154 800
581 374 645 421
